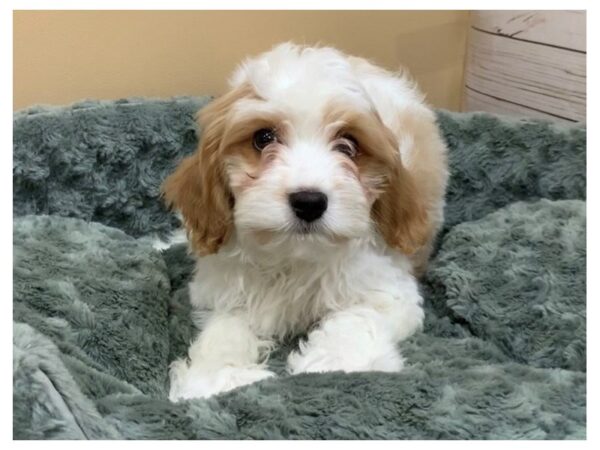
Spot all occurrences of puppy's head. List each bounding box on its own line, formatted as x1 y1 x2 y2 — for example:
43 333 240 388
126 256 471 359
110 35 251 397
163 44 428 258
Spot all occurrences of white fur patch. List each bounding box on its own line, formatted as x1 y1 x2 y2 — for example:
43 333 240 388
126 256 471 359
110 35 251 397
169 360 275 401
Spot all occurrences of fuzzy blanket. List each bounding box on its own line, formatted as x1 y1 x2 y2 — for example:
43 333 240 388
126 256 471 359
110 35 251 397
13 98 586 439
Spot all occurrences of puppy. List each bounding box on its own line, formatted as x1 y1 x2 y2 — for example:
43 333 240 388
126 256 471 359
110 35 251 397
163 43 448 400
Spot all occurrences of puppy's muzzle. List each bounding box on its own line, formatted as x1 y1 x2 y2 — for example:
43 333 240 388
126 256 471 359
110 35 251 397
288 190 328 222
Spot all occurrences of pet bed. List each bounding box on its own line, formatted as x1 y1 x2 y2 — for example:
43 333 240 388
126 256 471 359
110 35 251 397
13 97 586 439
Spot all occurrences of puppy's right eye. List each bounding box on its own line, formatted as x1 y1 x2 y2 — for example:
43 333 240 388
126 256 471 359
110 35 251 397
333 134 359 159
252 128 277 151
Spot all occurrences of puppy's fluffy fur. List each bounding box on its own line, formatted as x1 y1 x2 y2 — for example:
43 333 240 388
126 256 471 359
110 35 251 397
164 43 448 400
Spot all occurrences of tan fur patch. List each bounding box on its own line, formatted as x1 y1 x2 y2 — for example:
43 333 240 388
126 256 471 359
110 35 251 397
161 83 257 255
322 102 431 255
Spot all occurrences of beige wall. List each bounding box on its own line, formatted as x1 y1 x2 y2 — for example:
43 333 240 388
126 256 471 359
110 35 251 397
14 10 469 111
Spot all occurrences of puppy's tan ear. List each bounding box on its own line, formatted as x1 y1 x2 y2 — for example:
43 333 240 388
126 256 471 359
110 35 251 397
371 135 430 256
162 89 249 255
162 151 232 255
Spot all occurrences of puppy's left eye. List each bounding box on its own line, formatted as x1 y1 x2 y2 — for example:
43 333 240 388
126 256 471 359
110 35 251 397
253 128 277 151
333 134 359 158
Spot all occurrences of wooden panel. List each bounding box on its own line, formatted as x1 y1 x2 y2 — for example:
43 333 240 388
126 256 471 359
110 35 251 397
463 87 562 121
471 10 585 52
463 11 586 123
465 30 586 121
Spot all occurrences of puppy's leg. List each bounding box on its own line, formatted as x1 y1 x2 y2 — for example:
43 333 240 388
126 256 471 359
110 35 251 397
169 313 275 401
287 291 423 374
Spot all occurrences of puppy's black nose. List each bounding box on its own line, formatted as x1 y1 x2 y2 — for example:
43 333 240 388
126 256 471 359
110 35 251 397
288 190 328 222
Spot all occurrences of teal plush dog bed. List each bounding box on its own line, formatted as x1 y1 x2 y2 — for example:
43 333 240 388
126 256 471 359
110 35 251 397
13 97 586 439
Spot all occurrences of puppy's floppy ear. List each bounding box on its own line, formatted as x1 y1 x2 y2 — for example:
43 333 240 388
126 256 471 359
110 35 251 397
162 86 251 255
370 125 430 255
162 151 232 255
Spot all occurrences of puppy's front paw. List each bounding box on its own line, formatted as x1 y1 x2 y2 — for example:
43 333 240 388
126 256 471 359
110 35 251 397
169 359 275 401
286 342 404 374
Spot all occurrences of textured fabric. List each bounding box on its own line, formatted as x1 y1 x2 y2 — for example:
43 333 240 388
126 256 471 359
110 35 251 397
427 200 586 372
12 98 586 439
13 215 171 438
435 111 586 234
13 97 211 239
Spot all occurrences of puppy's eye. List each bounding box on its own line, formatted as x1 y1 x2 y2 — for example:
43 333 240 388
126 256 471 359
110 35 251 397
253 128 277 151
333 134 359 158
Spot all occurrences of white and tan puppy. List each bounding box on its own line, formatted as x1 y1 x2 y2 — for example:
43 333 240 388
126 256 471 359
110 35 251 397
163 43 448 400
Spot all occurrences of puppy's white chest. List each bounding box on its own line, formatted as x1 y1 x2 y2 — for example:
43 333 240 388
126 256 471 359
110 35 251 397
243 266 333 336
